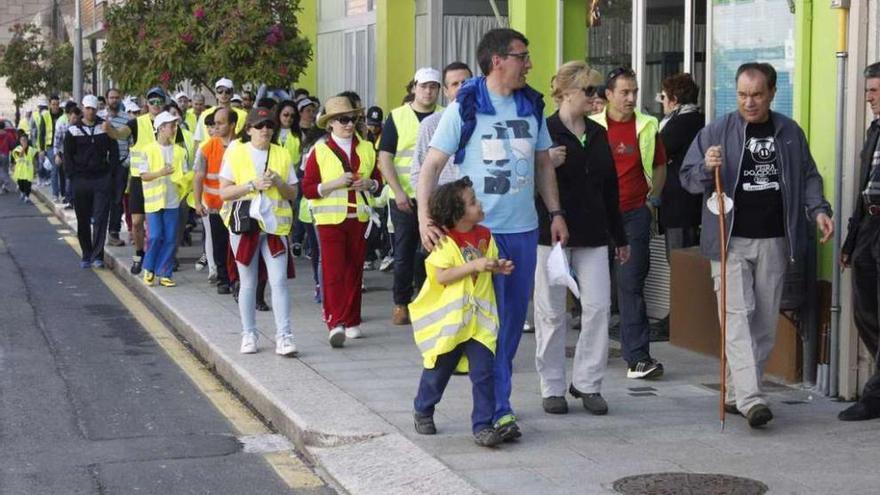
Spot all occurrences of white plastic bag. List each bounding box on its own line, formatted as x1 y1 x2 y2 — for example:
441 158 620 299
546 242 580 299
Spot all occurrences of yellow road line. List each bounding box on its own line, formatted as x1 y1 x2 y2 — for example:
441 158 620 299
49 214 324 490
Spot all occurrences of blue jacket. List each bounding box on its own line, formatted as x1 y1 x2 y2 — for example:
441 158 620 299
680 110 831 262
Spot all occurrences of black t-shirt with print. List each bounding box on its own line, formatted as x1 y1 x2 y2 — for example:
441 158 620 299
732 119 785 238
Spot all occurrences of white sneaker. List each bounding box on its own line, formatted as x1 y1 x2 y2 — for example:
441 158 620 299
329 326 346 348
240 333 258 354
275 335 298 356
207 268 218 284
379 255 394 272
345 326 362 339
195 253 208 271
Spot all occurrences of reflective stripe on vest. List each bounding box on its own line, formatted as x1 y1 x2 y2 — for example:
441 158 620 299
129 114 157 178
387 104 440 199
142 142 186 213
590 110 658 187
221 143 293 236
310 139 377 225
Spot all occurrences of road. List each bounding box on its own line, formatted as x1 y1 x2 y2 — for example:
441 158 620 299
0 192 334 495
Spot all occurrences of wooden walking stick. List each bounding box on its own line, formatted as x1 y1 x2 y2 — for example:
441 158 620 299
714 166 728 431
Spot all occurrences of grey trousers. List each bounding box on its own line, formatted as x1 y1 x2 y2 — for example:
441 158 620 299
710 237 786 413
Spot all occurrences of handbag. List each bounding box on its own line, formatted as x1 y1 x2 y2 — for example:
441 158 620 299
230 147 270 235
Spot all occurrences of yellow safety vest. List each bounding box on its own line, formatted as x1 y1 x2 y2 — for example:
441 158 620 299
184 108 197 133
280 130 302 166
128 114 157 178
179 128 196 207
590 109 659 187
35 109 54 151
310 138 377 225
142 142 187 214
196 106 247 140
221 143 293 236
409 235 499 372
18 117 30 132
11 146 37 181
386 104 441 199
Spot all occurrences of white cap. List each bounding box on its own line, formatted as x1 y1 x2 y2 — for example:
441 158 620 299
174 92 188 101
37 96 49 107
413 67 441 85
81 94 99 109
214 77 234 90
153 111 180 131
231 93 242 103
124 100 140 113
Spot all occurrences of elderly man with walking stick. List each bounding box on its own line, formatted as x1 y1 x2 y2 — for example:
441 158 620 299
681 62 833 429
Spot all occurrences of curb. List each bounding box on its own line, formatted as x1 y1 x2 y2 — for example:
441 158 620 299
33 187 484 495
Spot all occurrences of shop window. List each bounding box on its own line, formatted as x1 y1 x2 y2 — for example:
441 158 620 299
644 1 686 117
588 1 633 78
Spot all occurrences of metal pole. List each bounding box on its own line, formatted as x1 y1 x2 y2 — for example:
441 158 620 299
829 6 849 397
73 0 83 102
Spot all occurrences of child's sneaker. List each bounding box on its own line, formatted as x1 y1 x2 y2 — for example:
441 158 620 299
143 270 155 285
413 412 436 435
494 414 522 442
159 277 176 287
473 427 502 447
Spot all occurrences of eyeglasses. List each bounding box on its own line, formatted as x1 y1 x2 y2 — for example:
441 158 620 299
148 98 164 106
253 122 275 130
280 112 295 118
606 67 636 85
504 51 530 62
335 116 355 125
582 86 598 97
216 88 232 95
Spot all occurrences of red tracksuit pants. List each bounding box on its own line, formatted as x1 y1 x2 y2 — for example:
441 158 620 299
318 218 367 330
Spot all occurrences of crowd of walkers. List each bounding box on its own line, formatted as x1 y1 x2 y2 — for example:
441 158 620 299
15 26 880 448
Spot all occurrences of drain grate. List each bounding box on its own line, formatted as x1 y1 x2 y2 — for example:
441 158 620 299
613 472 768 495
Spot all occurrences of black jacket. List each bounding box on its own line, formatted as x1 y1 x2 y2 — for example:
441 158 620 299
659 109 704 229
63 118 118 179
537 113 626 248
842 119 880 257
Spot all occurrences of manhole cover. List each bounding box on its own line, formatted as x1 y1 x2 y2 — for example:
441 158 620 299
613 472 767 495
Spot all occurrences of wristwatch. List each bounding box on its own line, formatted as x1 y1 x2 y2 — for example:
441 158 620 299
647 196 662 208
548 209 566 221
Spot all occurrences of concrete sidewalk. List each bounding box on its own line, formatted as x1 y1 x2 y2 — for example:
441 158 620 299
36 186 880 495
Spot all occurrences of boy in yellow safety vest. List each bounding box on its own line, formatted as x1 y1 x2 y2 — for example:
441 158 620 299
409 177 513 448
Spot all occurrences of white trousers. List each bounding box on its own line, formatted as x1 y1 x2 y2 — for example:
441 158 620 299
202 214 217 272
534 245 610 397
711 236 786 413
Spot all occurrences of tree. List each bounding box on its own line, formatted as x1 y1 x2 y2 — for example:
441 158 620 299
101 0 313 96
0 24 47 120
44 42 87 95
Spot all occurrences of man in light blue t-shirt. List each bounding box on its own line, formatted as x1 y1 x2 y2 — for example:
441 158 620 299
416 28 569 443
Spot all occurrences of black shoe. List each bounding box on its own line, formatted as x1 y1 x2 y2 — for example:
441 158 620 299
217 282 231 295
232 282 240 303
172 259 180 272
838 402 880 421
626 358 664 379
292 243 302 257
494 420 522 442
724 403 741 416
542 396 568 414
130 258 143 275
256 301 270 312
473 427 502 447
413 412 436 435
746 404 773 428
569 385 608 415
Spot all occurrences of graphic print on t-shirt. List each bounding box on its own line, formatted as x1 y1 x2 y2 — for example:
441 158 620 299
479 119 535 195
742 136 779 192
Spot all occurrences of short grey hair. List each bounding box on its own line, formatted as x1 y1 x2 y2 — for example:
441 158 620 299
865 62 880 79
193 94 206 103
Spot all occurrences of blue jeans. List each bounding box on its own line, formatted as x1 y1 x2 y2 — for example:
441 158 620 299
616 206 652 366
414 339 495 434
144 208 179 277
491 229 538 423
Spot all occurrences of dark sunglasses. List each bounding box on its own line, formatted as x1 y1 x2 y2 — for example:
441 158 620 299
148 98 164 106
606 67 636 85
335 116 356 125
216 88 232 95
253 121 276 130
582 86 598 97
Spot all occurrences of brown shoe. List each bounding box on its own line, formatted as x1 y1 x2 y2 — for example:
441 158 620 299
392 305 410 325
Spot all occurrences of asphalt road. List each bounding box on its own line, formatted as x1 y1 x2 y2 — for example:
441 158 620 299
0 192 332 494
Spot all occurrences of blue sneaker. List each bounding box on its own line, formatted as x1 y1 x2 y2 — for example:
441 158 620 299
79 260 91 269
92 260 104 269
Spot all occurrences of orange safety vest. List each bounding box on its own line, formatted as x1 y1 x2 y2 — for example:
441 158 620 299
200 137 227 209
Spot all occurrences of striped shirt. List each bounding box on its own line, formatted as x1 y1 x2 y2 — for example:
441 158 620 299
105 110 131 166
411 109 460 201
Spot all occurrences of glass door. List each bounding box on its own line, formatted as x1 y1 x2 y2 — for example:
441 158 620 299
643 0 686 118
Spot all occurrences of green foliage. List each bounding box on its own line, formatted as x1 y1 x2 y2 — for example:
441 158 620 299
101 0 313 96
44 42 91 94
0 24 47 107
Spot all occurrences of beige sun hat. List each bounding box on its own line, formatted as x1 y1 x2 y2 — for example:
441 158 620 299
317 96 363 129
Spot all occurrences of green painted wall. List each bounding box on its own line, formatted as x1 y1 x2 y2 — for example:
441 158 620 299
562 0 587 63
509 0 558 110
376 0 415 111
297 0 318 92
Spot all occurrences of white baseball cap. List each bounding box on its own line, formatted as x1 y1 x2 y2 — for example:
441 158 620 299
153 111 180 131
81 95 99 109
124 100 140 113
37 97 49 107
413 67 441 85
231 93 243 103
214 77 234 90
174 92 188 101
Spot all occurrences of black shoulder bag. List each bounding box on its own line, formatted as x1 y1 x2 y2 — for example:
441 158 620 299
230 147 270 235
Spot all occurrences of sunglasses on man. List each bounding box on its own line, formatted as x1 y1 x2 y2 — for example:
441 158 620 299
253 121 276 130
148 98 164 106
